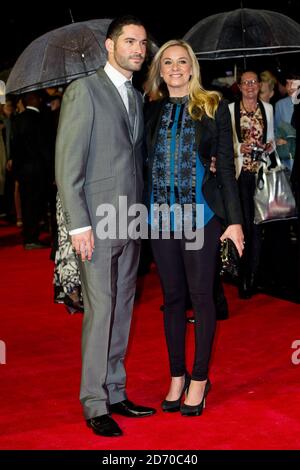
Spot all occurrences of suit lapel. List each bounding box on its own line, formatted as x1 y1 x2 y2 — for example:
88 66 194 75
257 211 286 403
96 68 133 140
258 100 267 144
234 100 242 142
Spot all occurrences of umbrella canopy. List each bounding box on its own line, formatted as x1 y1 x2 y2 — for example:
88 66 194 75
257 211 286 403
6 19 113 94
183 8 300 60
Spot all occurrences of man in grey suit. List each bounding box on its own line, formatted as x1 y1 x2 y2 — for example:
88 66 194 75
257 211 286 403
55 16 156 437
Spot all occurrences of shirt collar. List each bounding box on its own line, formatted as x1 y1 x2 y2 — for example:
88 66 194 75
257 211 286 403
26 106 40 113
104 62 132 89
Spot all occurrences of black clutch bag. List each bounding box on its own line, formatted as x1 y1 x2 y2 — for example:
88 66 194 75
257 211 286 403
220 239 240 278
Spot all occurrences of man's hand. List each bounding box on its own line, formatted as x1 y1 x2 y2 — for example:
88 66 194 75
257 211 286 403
71 229 95 262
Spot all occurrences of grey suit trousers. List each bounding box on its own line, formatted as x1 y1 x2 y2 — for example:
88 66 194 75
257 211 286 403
79 239 140 419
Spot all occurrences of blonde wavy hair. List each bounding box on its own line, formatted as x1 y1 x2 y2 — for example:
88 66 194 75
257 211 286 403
260 70 277 91
144 39 220 120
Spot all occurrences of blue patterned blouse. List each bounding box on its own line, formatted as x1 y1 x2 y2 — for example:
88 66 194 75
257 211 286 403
149 96 214 231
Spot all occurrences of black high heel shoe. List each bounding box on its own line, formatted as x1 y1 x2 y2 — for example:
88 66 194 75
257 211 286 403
63 294 84 314
161 373 191 412
180 378 211 417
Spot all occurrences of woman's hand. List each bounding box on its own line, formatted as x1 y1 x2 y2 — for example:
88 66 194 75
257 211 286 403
276 138 288 146
240 143 253 154
220 224 244 257
264 141 274 153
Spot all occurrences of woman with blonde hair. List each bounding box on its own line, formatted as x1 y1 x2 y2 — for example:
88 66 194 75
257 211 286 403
259 70 277 103
144 40 244 417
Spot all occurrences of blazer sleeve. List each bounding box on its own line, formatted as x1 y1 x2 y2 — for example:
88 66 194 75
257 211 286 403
228 102 243 178
215 100 243 225
55 79 93 231
274 99 283 130
265 102 275 151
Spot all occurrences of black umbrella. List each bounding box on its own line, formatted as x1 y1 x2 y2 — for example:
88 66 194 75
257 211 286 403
6 19 113 94
183 8 300 60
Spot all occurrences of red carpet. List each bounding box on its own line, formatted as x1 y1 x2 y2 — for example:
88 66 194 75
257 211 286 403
1 220 300 450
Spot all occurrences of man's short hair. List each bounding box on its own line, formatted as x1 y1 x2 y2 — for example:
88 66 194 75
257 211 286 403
106 15 145 41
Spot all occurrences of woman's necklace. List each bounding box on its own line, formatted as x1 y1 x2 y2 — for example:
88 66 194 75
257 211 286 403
241 100 258 116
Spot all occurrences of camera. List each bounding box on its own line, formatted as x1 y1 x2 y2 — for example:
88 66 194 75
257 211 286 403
250 145 265 162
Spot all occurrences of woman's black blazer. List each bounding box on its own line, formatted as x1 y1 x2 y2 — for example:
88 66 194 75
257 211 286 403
144 98 243 226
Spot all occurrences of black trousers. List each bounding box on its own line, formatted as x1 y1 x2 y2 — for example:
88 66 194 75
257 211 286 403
19 174 44 244
151 217 221 381
238 171 262 281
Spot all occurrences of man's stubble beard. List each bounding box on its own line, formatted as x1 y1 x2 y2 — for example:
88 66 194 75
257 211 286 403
114 53 144 73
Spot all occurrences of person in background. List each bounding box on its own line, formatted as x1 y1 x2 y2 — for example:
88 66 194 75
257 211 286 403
228 70 275 299
0 107 7 216
53 194 84 313
10 91 52 249
259 70 277 104
6 98 24 227
44 87 83 314
144 39 244 417
291 90 300 301
275 74 300 171
1 98 17 223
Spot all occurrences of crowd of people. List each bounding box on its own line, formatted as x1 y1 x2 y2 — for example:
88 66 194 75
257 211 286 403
1 15 300 437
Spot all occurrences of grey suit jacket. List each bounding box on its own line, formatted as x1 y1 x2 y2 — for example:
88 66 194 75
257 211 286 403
55 68 144 246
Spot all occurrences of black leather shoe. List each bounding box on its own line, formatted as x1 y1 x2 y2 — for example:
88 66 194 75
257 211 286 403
86 414 122 437
238 277 253 299
238 273 257 299
63 294 84 314
54 286 65 304
110 399 156 418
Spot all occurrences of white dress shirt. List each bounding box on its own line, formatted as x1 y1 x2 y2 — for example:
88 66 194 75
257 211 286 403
69 62 133 235
26 106 40 113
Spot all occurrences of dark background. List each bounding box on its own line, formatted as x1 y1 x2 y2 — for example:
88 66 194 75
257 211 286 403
1 0 300 73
